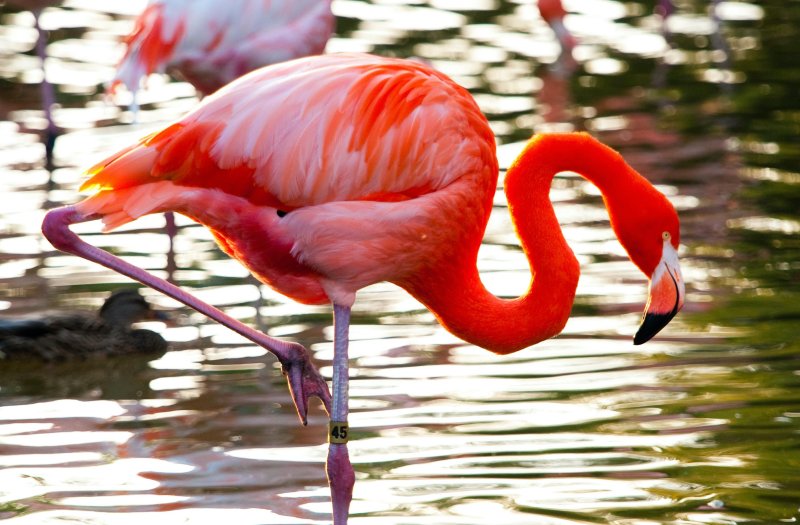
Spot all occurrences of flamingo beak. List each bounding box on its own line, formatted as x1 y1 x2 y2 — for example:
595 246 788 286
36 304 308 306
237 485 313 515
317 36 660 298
633 237 685 345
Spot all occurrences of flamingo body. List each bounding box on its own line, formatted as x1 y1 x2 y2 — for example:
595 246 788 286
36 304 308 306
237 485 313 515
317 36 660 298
113 0 334 96
537 0 568 22
85 54 497 309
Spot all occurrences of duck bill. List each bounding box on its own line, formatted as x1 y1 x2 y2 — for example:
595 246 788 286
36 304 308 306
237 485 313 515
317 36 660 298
633 240 685 345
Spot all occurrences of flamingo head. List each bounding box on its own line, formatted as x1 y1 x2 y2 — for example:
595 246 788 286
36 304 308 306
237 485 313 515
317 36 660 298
633 230 685 345
608 186 685 345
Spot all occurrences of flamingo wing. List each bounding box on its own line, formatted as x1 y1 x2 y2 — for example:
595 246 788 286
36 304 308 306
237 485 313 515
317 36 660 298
88 54 494 215
83 53 497 304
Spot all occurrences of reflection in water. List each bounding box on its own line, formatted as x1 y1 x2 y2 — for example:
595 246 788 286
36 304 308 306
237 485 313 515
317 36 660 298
0 0 799 524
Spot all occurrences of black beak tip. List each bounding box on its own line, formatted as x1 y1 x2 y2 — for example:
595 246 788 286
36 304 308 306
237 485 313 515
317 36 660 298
633 312 676 345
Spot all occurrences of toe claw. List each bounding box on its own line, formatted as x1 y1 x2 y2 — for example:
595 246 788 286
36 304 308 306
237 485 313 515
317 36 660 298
279 343 332 424
283 362 309 425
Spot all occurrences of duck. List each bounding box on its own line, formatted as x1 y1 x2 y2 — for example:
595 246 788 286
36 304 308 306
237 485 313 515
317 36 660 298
0 289 168 361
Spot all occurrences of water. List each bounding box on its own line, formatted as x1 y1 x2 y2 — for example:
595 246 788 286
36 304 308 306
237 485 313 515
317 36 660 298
1 0 799 523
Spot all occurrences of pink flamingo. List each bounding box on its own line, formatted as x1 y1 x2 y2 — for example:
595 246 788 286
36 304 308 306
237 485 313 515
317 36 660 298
111 0 334 108
42 53 685 524
6 0 60 169
536 0 576 69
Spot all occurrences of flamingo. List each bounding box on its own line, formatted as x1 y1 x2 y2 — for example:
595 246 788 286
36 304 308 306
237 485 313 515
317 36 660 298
6 0 60 170
654 0 732 92
536 0 576 70
111 0 335 107
42 53 685 524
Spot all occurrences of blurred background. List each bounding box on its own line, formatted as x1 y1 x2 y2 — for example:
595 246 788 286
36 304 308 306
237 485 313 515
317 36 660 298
0 0 799 523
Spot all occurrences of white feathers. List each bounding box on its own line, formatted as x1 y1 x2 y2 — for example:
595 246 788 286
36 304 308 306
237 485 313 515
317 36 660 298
113 0 334 96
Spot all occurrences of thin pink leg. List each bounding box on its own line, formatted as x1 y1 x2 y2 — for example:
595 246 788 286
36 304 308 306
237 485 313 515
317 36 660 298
32 9 57 171
164 211 177 283
41 206 331 423
326 304 355 524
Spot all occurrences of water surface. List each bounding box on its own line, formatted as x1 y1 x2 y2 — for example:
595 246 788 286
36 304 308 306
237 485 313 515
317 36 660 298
1 0 798 523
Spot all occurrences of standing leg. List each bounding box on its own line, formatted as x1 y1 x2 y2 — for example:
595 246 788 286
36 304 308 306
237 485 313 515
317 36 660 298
164 211 177 283
252 277 267 332
33 9 58 172
129 89 140 124
709 0 733 85
327 304 355 524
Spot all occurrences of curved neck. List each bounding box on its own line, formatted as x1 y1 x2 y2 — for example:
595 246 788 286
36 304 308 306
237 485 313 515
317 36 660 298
401 133 640 354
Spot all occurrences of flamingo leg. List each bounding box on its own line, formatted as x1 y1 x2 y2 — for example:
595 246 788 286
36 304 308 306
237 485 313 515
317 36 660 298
41 205 331 423
129 91 141 124
32 9 57 171
709 0 733 75
326 303 355 524
164 211 177 283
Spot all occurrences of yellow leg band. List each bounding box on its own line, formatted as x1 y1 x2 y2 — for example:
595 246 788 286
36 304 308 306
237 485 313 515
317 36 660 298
329 421 349 444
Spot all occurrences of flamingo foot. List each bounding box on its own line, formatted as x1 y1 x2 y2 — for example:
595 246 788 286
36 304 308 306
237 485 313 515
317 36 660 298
279 342 332 423
326 443 355 525
41 205 332 422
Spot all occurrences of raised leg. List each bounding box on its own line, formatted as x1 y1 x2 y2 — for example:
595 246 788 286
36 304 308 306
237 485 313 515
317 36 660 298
326 304 355 524
41 206 331 422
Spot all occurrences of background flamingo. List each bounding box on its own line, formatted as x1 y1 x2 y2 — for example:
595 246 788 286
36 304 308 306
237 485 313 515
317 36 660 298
111 0 335 110
5 0 60 170
536 0 576 71
42 53 685 524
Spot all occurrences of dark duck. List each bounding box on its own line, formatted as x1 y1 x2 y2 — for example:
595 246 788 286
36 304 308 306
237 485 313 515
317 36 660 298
0 289 168 361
